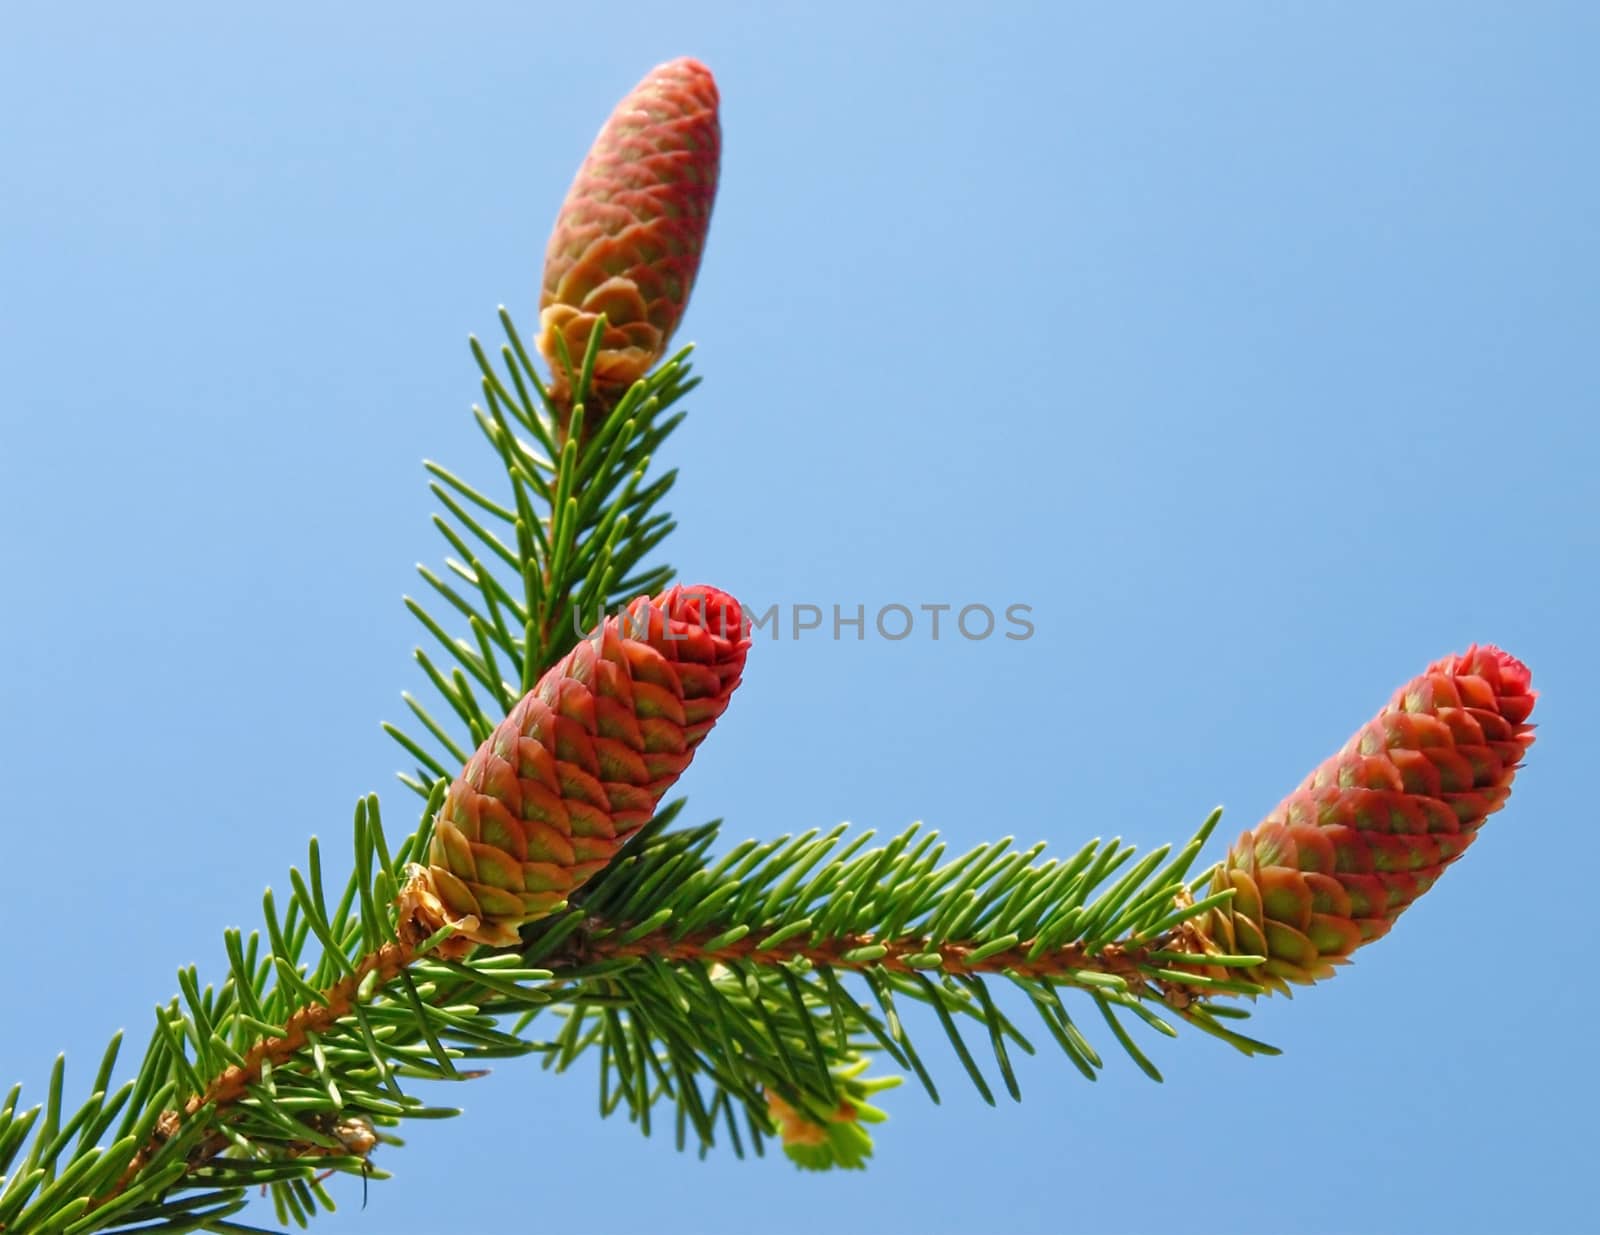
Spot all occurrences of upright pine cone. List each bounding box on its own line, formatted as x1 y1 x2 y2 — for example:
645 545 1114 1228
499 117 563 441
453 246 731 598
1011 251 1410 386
538 57 720 419
1189 645 1535 994
400 585 748 954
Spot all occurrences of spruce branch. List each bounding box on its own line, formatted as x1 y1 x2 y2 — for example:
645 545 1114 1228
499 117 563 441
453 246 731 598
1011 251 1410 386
0 56 1541 1235
0 290 1538 1232
50 796 1263 1231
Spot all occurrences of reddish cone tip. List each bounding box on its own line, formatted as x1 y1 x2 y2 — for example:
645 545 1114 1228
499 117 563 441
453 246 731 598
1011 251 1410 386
399 584 749 955
1418 644 1536 725
1199 644 1536 994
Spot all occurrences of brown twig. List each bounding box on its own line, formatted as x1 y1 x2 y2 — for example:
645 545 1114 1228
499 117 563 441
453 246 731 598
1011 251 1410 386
588 921 1211 1007
88 940 417 1215
84 904 1220 1225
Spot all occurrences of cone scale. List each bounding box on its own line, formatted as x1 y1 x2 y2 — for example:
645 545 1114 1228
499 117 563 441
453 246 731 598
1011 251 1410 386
538 57 720 420
400 585 749 953
1190 645 1536 993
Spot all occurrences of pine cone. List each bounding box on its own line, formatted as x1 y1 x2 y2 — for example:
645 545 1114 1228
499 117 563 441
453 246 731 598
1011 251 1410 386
400 585 748 953
1190 645 1535 994
538 57 720 421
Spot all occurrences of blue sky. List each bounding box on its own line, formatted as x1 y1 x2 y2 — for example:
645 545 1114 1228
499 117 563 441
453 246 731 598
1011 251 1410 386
3 4 1596 1232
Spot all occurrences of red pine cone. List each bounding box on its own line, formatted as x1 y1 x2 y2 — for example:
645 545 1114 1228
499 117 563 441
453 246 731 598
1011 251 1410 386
1195 645 1535 993
538 57 720 409
401 585 748 952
